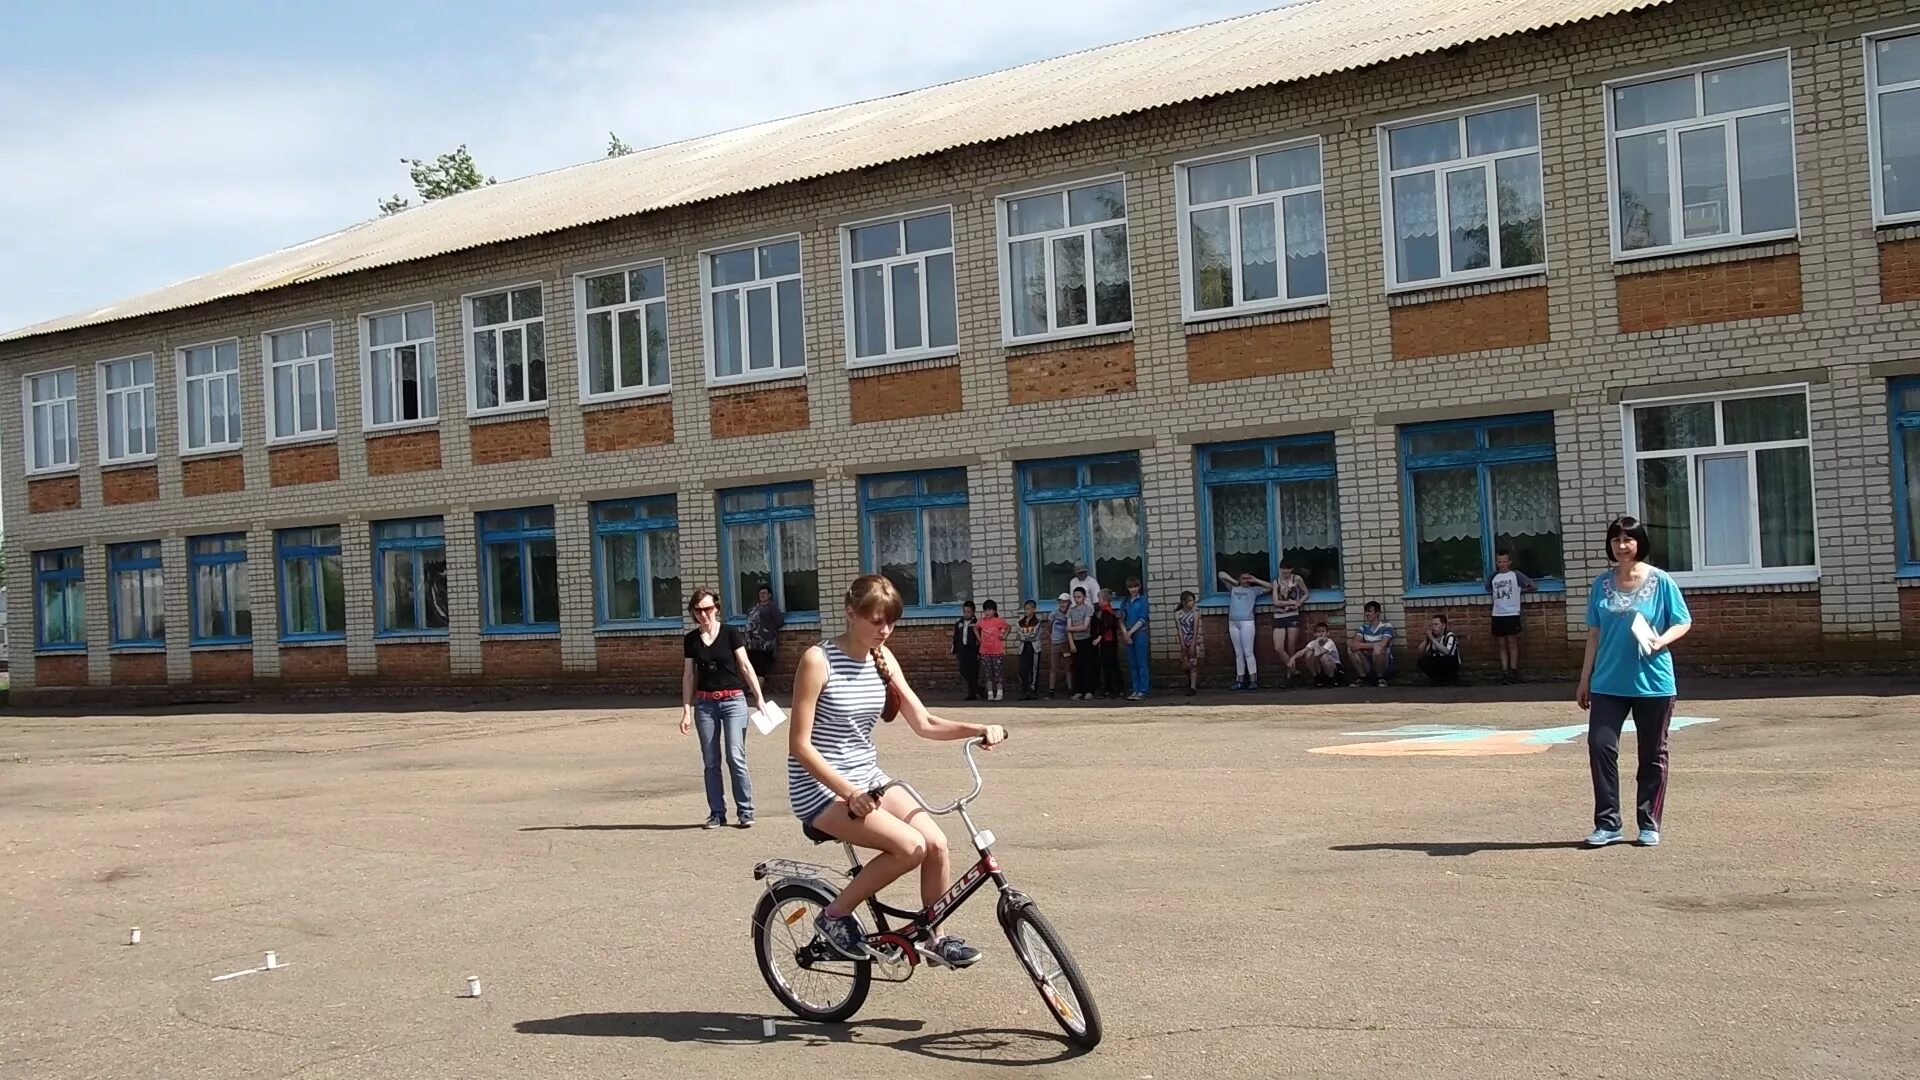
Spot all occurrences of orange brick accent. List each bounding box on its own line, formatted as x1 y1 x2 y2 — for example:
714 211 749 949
101 465 160 506
1675 591 1821 662
35 654 88 688
1616 253 1802 333
111 652 168 686
1880 238 1920 303
279 645 348 682
367 430 442 476
849 365 964 424
1186 318 1333 384
27 475 80 514
595 635 684 680
191 650 254 685
1904 588 1920 650
710 384 810 440
483 638 564 679
376 641 452 681
183 453 245 497
1392 287 1550 360
1007 342 1136 405
471 416 553 465
584 399 675 452
269 442 341 487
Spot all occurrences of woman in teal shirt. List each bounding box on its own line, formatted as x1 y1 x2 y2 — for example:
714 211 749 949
1577 516 1692 849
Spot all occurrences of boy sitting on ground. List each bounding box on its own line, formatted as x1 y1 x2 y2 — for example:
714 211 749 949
1416 614 1462 685
1288 622 1344 687
1348 602 1396 687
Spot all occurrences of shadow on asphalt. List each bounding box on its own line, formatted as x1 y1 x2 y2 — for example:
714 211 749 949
1330 841 1590 856
517 823 707 832
512 1011 1084 1065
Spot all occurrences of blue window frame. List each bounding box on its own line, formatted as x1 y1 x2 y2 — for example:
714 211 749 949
478 507 559 632
276 526 345 641
1197 435 1342 598
188 534 250 645
34 547 85 651
373 518 449 635
859 469 972 613
108 541 165 647
1017 453 1145 602
718 483 817 619
1895 379 1920 576
1400 413 1564 595
592 497 681 627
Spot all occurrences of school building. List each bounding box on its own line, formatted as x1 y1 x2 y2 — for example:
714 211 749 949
5 0 1920 702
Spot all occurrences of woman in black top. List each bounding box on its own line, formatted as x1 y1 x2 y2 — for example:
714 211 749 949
680 588 770 829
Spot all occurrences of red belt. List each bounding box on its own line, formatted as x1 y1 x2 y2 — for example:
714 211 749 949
695 689 744 700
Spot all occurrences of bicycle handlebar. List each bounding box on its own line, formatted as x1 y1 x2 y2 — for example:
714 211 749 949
865 737 989 816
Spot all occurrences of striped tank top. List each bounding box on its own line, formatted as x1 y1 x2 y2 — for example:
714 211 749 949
787 641 892 823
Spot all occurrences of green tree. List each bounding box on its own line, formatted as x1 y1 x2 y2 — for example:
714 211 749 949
378 144 495 215
607 132 634 158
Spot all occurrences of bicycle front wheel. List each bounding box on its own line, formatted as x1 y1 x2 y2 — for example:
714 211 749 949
999 897 1103 1049
752 881 872 1023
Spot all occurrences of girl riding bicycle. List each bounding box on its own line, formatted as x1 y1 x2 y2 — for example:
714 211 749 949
788 574 1008 965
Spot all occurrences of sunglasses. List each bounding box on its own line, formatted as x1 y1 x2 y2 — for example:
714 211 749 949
693 605 719 615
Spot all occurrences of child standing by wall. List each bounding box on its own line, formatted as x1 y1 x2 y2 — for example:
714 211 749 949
1016 600 1043 701
1093 589 1125 700
1120 578 1151 700
1067 587 1095 700
1048 593 1071 698
1175 591 1201 696
1217 570 1267 691
976 600 1009 702
1488 550 1536 684
1268 563 1309 689
951 600 981 701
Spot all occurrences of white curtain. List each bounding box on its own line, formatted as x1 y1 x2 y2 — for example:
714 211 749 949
924 506 971 564
1489 462 1561 538
1277 480 1337 550
1414 469 1481 543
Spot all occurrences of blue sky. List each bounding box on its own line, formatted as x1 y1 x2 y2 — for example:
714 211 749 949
0 0 1283 335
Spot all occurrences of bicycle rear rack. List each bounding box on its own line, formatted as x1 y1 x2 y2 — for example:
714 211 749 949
752 857 850 883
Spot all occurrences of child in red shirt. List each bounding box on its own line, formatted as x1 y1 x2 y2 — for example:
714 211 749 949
976 600 1010 702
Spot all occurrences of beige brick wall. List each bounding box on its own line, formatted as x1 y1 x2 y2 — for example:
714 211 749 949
6 0 1920 695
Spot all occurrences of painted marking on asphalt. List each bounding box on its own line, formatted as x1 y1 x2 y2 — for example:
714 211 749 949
1308 716 1717 757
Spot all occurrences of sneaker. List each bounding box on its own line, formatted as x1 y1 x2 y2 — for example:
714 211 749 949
1636 829 1661 847
737 817 754 829
926 934 981 968
1584 827 1625 847
702 816 725 830
814 912 872 960
1376 678 1388 688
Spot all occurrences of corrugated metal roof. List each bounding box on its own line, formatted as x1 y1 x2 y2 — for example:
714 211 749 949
2 0 1673 344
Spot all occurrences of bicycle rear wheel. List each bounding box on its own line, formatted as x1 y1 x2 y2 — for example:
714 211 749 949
752 881 872 1023
999 897 1102 1049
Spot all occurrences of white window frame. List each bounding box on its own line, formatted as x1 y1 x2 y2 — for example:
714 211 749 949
1605 51 1800 261
359 303 439 432
175 338 242 456
1378 97 1548 292
21 366 78 475
995 176 1134 345
462 282 549 417
1866 25 1920 226
1175 138 1329 323
572 259 671 402
261 321 337 444
840 206 958 367
1619 383 1819 587
700 235 806 387
96 353 157 465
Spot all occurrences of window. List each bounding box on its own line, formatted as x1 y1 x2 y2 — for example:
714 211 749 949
718 483 817 617
1609 54 1797 256
98 355 157 463
845 211 957 363
276 527 345 640
1625 389 1816 582
592 497 681 625
467 285 547 412
363 306 438 428
1895 380 1920 573
189 534 251 645
179 340 241 453
264 323 337 440
1401 415 1565 592
34 548 85 650
1018 454 1145 601
1869 29 1920 223
108 541 164 647
372 518 449 635
23 368 77 473
1177 141 1327 319
1382 101 1545 288
1001 179 1132 341
705 238 804 381
478 508 559 632
577 263 669 399
860 470 971 610
1198 436 1342 595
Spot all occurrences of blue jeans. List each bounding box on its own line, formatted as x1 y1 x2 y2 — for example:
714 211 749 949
695 695 754 821
1126 634 1150 695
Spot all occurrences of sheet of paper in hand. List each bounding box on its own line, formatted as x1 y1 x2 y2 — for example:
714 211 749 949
1631 612 1660 656
750 700 787 735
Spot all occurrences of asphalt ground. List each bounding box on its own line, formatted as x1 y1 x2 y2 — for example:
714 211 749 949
1 682 1915 1079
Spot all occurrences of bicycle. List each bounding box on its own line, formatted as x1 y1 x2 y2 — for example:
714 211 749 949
750 737 1103 1050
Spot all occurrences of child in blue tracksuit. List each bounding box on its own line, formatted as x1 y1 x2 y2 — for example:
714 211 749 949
1120 578 1150 700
